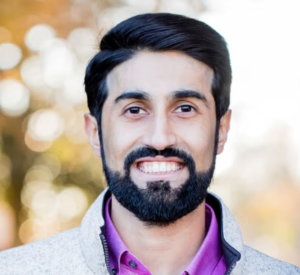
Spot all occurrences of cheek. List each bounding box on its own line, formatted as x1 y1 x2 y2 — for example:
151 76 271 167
101 110 120 168
102 116 145 169
175 119 216 171
194 137 215 171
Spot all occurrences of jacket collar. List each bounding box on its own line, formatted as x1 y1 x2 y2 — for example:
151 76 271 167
80 188 244 275
80 189 109 274
206 193 244 274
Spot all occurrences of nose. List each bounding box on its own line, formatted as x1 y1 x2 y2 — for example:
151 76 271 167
141 112 177 151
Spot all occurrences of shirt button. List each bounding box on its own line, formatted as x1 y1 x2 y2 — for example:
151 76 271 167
111 268 118 275
129 260 137 269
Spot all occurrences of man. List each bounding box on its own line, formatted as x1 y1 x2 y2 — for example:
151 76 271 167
0 13 299 275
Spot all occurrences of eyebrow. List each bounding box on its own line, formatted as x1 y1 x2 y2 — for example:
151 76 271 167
114 89 209 108
114 90 149 104
170 89 209 108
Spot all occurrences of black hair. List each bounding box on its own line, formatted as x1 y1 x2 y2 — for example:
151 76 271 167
84 13 231 138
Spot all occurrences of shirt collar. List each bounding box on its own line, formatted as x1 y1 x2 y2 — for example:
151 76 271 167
184 203 223 274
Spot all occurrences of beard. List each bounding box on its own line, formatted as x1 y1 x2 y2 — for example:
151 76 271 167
102 147 216 227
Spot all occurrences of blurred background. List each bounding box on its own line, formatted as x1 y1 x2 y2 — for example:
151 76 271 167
0 0 299 267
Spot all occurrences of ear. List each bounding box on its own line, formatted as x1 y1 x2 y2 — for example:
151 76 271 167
84 113 101 158
217 110 232 155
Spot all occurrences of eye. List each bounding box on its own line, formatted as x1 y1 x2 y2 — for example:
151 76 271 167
174 105 195 113
125 106 146 114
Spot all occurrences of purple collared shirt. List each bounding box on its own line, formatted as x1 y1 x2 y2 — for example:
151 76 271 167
104 198 227 275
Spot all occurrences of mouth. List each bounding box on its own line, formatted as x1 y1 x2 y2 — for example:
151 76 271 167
130 156 188 185
137 161 184 174
133 156 186 175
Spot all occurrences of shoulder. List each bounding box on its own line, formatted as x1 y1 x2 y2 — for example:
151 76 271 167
0 228 93 275
242 245 300 275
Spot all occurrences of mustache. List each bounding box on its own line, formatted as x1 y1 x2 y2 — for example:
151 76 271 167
124 147 196 172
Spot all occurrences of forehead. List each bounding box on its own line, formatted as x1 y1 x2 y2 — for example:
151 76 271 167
106 51 214 100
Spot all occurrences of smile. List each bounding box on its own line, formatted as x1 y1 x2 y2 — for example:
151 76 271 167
137 161 184 174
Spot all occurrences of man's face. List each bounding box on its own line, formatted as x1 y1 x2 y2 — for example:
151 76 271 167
103 51 216 181
86 51 230 225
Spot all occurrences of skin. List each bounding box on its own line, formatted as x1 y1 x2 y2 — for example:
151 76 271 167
85 51 231 275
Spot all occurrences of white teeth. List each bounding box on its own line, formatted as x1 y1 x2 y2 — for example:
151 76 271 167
160 162 166 172
138 162 183 174
153 162 159 172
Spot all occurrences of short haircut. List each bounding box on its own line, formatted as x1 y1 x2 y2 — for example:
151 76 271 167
85 13 232 137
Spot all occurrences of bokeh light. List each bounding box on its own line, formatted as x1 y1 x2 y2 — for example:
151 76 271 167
0 79 30 117
61 67 87 106
64 110 88 144
31 189 58 218
21 180 52 209
0 43 22 70
24 165 54 183
20 56 45 90
19 218 61 244
67 28 96 60
19 219 35 244
57 186 88 220
40 39 76 89
98 7 141 28
24 133 53 153
25 24 56 52
27 109 64 142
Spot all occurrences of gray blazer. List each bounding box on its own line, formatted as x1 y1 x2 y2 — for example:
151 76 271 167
0 189 299 275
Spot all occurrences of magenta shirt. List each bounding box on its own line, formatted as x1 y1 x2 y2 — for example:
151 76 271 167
104 198 227 275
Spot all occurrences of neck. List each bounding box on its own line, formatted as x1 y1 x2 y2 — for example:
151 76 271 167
111 196 206 275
